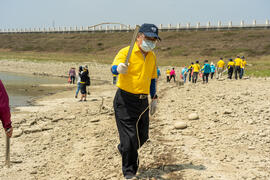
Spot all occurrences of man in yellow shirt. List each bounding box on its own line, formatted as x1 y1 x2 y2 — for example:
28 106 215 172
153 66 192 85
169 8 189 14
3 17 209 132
166 68 170 82
216 57 225 79
227 58 235 79
111 23 160 179
234 55 243 80
192 60 200 83
240 56 247 78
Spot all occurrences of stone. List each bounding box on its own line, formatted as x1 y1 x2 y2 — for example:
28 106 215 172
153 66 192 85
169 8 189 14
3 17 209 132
51 117 63 122
30 170 37 174
13 129 23 138
24 128 42 134
223 109 232 114
65 115 76 120
188 113 199 120
174 122 187 129
90 119 100 123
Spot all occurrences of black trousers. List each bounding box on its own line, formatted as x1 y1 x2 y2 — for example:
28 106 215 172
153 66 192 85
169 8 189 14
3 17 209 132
192 72 199 83
210 72 214 79
169 75 175 82
235 66 241 80
189 72 192 81
70 76 75 84
113 89 149 176
203 73 209 83
228 68 234 79
166 76 170 82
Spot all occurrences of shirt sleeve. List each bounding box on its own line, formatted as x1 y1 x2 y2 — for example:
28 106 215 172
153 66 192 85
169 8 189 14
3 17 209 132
0 80 11 129
112 47 128 66
150 79 156 98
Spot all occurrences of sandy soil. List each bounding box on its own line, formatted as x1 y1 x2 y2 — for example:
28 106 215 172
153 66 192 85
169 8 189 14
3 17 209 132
0 60 270 180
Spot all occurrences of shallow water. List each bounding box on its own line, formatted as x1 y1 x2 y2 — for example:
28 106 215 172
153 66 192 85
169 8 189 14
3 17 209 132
0 72 67 109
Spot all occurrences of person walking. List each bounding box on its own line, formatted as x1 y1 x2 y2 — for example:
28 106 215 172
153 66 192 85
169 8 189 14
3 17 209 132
216 58 225 79
210 62 216 79
240 56 247 78
75 66 83 98
234 56 243 80
0 80 13 138
169 67 176 82
227 59 235 79
68 67 76 84
113 74 117 85
166 68 170 82
192 60 200 83
79 66 90 101
188 62 194 82
202 60 211 83
181 66 188 83
111 23 160 179
157 67 161 79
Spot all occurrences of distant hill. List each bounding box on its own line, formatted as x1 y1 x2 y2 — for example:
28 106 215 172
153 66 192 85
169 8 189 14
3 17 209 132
0 29 270 66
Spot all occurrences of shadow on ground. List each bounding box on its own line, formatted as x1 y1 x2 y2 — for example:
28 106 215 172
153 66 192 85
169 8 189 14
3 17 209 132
137 163 206 180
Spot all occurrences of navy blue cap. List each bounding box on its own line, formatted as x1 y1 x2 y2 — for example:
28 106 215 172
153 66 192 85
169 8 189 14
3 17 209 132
139 23 161 40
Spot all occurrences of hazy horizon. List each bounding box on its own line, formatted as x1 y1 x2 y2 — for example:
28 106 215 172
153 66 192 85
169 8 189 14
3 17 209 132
1 0 269 29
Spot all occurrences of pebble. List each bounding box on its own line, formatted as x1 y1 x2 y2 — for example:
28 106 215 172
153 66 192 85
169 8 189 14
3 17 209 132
223 109 232 114
90 118 100 123
51 117 63 122
174 121 187 129
13 129 23 138
188 113 199 120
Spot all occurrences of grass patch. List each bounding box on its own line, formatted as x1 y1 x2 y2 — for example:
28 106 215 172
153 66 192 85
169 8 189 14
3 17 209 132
1 30 270 76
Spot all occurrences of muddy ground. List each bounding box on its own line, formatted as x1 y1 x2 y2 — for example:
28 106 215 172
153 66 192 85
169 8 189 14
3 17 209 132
0 60 270 180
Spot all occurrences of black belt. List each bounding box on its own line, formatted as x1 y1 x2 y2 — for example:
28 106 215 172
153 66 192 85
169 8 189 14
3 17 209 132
120 89 148 99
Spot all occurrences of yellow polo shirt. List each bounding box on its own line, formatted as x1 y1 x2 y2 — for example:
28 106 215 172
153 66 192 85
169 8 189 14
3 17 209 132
112 43 157 94
193 63 200 72
166 69 170 76
242 60 247 68
234 58 242 66
217 60 225 68
227 61 234 69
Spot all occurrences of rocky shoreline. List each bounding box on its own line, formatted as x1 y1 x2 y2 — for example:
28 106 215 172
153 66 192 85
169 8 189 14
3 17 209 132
0 59 270 179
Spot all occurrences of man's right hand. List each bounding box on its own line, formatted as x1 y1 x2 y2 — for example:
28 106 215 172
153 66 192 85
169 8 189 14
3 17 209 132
5 127 13 138
117 63 128 74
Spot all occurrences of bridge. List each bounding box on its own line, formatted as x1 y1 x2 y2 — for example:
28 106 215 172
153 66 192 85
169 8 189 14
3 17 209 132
0 20 269 34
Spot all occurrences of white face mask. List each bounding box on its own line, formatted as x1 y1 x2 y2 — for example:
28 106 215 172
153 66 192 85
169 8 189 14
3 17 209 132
140 40 156 52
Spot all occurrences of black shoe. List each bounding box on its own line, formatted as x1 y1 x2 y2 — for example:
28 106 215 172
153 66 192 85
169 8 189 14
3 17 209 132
84 99 87 101
75 95 77 98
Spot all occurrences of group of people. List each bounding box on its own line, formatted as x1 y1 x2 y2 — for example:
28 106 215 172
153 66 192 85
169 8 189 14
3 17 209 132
163 55 247 85
0 22 250 180
69 65 90 102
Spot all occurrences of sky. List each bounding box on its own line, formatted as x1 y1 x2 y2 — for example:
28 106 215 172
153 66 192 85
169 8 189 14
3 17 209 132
1 0 270 29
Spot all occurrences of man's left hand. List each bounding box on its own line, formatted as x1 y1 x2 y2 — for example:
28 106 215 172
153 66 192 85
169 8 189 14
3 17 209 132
5 127 13 138
150 99 157 115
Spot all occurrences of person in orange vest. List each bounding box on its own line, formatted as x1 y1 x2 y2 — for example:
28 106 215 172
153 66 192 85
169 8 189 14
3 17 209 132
240 56 247 78
227 59 235 79
216 58 225 79
192 60 200 83
234 55 243 80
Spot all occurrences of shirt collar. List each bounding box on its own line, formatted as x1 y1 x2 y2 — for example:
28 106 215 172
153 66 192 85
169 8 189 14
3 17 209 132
134 42 141 52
